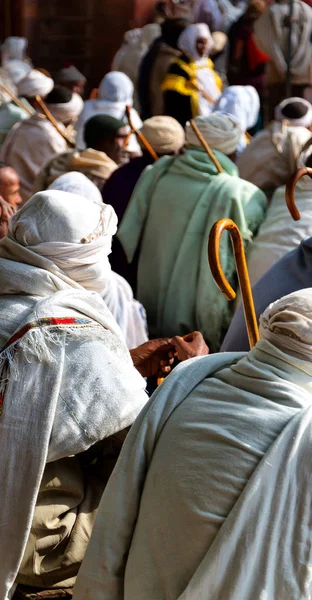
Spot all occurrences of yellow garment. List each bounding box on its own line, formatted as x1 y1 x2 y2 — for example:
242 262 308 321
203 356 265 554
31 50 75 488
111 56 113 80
162 57 222 117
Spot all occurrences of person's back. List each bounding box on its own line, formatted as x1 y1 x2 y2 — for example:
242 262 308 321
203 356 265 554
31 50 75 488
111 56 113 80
118 114 266 350
237 97 312 196
74 289 312 600
0 100 31 150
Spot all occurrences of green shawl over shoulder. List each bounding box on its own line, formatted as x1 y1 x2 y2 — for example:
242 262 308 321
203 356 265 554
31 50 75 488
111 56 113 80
118 149 266 350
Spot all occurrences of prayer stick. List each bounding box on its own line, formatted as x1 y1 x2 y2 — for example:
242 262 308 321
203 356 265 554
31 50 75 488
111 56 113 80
0 82 33 116
285 166 312 221
125 105 159 161
35 95 75 148
208 218 259 349
190 119 224 174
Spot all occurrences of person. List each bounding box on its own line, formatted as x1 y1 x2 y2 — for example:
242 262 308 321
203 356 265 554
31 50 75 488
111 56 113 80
48 171 148 349
213 85 260 153
245 144 312 287
1 84 83 202
111 24 161 109
104 116 186 292
222 236 312 352
55 64 87 96
162 23 223 126
0 68 53 149
0 161 22 210
74 288 312 600
237 97 312 197
227 0 268 103
117 113 266 350
75 71 142 156
34 115 127 194
0 187 209 597
153 1 170 23
254 0 312 119
138 18 188 119
193 0 226 32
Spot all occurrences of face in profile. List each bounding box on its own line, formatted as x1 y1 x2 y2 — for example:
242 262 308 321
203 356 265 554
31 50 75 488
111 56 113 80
0 167 22 210
196 37 209 58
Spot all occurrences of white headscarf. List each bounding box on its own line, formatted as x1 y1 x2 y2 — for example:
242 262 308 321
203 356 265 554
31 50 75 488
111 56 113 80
75 71 142 152
178 23 214 62
185 113 242 155
48 172 103 205
3 59 31 84
47 91 83 123
275 97 312 128
0 190 117 294
260 288 312 360
1 37 27 64
214 86 260 133
17 69 54 99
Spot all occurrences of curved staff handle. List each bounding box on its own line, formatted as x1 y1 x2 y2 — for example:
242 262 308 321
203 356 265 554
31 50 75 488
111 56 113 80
285 166 312 221
125 105 159 161
190 119 224 174
208 218 259 349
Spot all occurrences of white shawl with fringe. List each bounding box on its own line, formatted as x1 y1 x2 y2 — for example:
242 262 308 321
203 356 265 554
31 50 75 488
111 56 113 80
74 289 312 600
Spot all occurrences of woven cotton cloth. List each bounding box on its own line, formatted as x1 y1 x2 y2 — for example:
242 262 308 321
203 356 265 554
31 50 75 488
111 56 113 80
17 69 54 98
185 112 242 155
140 116 185 154
74 289 312 600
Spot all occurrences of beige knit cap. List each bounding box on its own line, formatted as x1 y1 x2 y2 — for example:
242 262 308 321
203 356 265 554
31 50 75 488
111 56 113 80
140 116 185 155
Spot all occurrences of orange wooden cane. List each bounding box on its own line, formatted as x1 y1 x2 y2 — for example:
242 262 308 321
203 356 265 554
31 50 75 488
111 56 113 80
190 119 224 174
125 105 159 161
0 82 33 115
35 95 75 148
208 218 259 349
285 166 312 221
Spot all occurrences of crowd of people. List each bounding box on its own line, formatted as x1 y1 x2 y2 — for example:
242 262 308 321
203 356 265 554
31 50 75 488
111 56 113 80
1 0 312 597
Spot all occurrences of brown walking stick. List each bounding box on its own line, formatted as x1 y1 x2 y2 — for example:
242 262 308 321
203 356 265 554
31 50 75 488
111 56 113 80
125 105 159 161
190 119 224 174
35 95 75 148
208 218 259 349
285 166 312 221
0 82 33 116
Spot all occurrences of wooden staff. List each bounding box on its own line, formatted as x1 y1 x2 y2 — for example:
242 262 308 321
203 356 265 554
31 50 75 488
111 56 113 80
0 82 33 116
125 105 159 161
285 166 312 221
35 95 75 148
190 119 224 174
208 218 259 349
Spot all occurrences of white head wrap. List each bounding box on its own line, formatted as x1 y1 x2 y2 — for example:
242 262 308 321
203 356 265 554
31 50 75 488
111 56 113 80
17 69 54 99
214 86 260 133
0 190 117 293
275 97 312 128
48 172 103 205
140 116 185 154
55 65 86 84
185 113 242 155
259 289 312 360
3 59 31 84
47 92 83 123
178 23 214 61
1 37 27 64
99 71 134 106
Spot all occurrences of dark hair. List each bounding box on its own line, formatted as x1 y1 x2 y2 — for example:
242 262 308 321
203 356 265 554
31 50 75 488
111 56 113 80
45 85 72 105
161 18 189 47
84 114 125 148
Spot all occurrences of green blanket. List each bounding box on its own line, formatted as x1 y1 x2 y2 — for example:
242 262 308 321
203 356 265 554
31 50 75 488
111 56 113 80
118 148 266 351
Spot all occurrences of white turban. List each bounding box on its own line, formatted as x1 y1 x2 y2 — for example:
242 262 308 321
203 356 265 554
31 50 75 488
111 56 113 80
17 69 54 99
214 86 260 133
47 92 83 123
49 172 103 205
140 116 185 154
185 113 242 155
55 65 86 84
0 190 117 294
178 23 214 61
275 97 312 128
3 59 31 84
259 289 312 361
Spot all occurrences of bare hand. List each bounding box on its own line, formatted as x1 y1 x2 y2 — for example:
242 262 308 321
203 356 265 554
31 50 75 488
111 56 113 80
0 195 15 221
130 338 175 378
170 331 209 362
